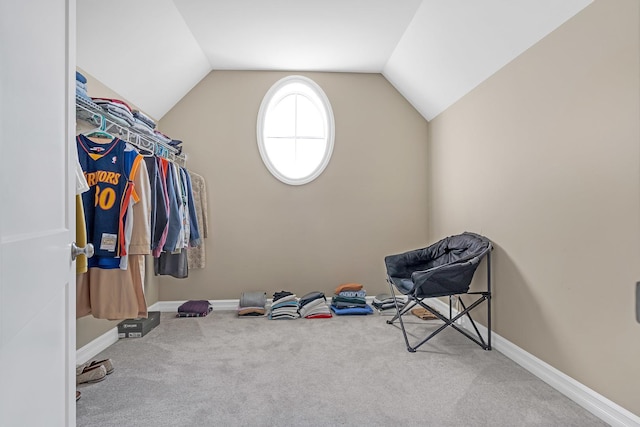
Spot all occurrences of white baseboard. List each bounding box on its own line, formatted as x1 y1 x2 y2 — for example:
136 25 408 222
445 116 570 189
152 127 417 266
427 298 640 427
76 327 119 365
149 299 239 312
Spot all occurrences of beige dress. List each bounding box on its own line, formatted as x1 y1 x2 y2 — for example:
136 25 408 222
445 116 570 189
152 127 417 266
186 171 209 270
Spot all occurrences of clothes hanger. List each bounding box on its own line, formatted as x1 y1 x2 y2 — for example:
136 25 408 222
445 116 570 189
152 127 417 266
155 144 170 159
131 134 155 156
84 114 114 143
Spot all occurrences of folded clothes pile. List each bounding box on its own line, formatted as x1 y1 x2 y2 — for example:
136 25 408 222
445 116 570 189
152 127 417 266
168 139 183 155
269 291 299 320
176 300 212 317
372 293 408 314
132 110 156 130
153 131 183 154
153 130 172 144
330 283 373 315
83 93 184 155
92 97 135 127
131 112 155 136
298 291 331 319
238 291 267 316
75 71 91 102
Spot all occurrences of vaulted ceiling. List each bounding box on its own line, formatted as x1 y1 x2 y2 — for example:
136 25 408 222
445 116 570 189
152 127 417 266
77 0 592 121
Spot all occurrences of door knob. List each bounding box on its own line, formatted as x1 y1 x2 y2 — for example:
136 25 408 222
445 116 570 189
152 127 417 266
71 242 94 260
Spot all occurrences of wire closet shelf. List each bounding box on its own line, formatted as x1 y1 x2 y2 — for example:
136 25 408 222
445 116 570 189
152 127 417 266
75 96 187 167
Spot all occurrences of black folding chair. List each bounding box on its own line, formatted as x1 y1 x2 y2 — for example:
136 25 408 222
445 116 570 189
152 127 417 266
384 232 492 352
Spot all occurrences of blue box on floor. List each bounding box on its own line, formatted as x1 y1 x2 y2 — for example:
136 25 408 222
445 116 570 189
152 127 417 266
117 311 160 338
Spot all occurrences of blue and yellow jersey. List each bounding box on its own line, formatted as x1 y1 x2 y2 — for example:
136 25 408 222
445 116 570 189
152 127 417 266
76 134 142 269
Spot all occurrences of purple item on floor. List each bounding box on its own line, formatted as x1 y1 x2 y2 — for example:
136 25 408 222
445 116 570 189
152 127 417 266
177 300 212 317
176 310 211 318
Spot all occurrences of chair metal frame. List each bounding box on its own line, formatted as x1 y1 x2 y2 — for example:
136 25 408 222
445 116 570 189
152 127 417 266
386 250 492 352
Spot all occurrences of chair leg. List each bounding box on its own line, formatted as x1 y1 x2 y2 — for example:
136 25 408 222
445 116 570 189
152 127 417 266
386 279 416 352
487 251 492 350
458 298 490 350
448 297 489 350
401 294 491 351
386 299 417 324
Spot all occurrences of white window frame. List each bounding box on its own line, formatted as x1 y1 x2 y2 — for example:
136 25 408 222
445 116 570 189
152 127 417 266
256 75 335 185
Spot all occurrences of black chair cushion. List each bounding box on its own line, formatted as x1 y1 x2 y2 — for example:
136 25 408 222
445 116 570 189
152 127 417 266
385 232 491 298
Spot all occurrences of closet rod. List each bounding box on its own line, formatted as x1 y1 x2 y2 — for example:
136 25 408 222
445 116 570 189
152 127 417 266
75 96 187 167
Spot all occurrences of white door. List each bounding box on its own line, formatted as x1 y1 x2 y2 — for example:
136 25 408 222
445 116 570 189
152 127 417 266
0 1 76 426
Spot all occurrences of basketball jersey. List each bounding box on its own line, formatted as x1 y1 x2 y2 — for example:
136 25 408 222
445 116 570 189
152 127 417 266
76 134 142 269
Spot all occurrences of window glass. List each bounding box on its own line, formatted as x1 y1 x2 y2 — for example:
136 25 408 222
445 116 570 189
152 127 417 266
257 76 334 185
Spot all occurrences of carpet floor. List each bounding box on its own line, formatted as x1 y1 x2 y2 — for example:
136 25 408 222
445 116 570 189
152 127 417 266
76 311 607 427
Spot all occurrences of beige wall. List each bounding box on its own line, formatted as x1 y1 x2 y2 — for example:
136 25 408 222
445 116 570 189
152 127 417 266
157 71 429 300
76 70 429 345
428 0 640 415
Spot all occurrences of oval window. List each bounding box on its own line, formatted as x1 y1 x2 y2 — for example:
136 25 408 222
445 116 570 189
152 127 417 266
257 75 335 185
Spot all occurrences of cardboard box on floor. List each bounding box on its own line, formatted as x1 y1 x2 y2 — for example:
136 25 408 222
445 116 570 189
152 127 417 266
117 311 160 338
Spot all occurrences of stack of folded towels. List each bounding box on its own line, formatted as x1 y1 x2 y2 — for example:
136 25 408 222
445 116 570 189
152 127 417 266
176 300 212 317
330 283 373 315
237 291 267 317
298 291 332 319
371 293 409 314
269 291 299 320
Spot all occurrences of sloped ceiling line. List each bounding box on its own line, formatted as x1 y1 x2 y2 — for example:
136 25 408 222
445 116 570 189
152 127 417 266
77 0 592 121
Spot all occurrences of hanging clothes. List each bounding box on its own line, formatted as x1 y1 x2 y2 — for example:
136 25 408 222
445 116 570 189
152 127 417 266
75 144 90 274
154 161 189 278
76 134 143 269
153 156 171 257
74 96 197 319
178 167 190 250
153 167 205 278
145 156 169 256
154 250 188 279
161 158 182 253
120 142 151 270
183 168 201 248
76 138 152 320
186 170 208 270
